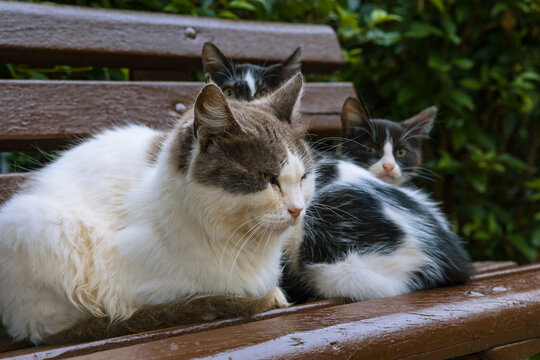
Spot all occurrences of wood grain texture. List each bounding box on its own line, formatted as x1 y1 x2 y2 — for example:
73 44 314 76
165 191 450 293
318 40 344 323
0 80 355 151
0 300 348 359
51 267 540 360
0 173 28 205
0 1 343 73
459 338 540 360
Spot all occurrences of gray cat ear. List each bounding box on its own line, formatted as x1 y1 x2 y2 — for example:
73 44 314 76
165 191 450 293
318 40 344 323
341 97 371 138
202 42 232 82
265 72 303 124
279 46 303 79
194 83 242 148
402 106 437 135
265 47 302 87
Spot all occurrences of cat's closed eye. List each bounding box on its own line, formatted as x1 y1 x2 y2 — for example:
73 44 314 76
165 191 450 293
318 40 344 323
300 173 308 181
261 173 280 188
254 90 267 99
223 88 235 98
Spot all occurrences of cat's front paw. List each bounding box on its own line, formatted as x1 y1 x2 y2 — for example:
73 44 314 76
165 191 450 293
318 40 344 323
267 287 289 310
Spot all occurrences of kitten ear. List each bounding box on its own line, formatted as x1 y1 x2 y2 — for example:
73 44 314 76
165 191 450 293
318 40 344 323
402 106 437 136
194 83 242 148
202 42 232 82
265 47 302 87
265 72 303 124
341 97 371 138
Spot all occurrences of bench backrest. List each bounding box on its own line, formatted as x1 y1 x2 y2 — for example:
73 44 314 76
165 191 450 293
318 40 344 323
0 1 356 205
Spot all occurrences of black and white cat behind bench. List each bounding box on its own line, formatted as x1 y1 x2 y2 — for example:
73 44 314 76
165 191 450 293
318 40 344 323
340 98 438 186
283 97 473 303
202 42 302 101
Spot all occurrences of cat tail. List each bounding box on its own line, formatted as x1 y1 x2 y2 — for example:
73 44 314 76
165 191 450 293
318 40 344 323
42 288 288 345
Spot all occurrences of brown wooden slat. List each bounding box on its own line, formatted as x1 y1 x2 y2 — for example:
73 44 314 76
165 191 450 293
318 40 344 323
459 338 540 360
473 261 518 274
0 173 28 205
0 80 354 151
0 299 347 359
50 266 540 360
0 1 343 73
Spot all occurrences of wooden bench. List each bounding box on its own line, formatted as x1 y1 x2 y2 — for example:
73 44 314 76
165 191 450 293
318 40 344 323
1 2 540 359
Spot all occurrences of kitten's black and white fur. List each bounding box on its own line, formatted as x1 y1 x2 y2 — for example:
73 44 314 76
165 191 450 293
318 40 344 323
202 42 302 101
282 98 473 303
341 97 437 185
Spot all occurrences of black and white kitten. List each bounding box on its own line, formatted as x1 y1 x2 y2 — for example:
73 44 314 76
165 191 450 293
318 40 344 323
341 97 437 185
202 42 302 101
282 98 473 303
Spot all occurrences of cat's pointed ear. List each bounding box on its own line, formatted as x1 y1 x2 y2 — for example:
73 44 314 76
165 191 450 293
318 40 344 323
202 42 232 82
265 72 303 124
194 83 242 148
402 106 437 136
341 97 371 138
265 47 302 87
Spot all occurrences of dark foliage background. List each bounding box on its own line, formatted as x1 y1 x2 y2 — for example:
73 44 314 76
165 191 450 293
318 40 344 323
1 0 539 264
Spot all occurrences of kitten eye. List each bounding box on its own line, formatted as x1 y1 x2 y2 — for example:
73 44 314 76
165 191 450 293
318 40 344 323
223 88 236 98
366 147 378 155
300 173 308 181
254 89 267 99
396 149 408 157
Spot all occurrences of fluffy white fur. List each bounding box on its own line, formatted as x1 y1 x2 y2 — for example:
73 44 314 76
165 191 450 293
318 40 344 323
0 96 314 342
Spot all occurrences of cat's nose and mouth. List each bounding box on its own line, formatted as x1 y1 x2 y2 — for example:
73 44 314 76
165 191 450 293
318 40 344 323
382 162 395 174
288 206 303 219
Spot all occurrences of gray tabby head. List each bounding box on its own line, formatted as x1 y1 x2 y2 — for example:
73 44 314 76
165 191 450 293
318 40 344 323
202 42 302 101
169 73 315 232
340 97 436 185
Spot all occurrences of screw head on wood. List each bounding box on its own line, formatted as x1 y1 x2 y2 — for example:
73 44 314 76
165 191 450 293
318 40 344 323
185 27 197 39
175 102 187 112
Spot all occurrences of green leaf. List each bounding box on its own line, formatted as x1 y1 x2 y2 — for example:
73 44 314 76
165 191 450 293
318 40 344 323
508 234 536 261
406 22 444 38
428 55 451 72
229 1 257 12
429 0 445 13
460 78 483 90
447 89 475 110
369 8 402 26
500 153 527 171
490 2 508 17
468 172 487 193
452 58 474 70
218 10 239 19
532 228 540 247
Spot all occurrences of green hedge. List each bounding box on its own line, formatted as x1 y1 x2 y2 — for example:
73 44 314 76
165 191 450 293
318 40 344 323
1 0 539 263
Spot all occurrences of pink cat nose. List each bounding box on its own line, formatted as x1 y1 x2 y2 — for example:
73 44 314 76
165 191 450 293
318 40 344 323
383 163 395 173
288 207 303 219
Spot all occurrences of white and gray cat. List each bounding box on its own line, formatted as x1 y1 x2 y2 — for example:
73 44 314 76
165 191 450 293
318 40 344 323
202 42 302 101
282 98 473 303
0 74 315 344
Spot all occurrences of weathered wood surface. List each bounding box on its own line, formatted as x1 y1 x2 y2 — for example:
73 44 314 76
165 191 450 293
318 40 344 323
0 173 28 206
2 264 540 360
62 265 540 360
0 1 342 73
0 80 354 151
459 338 540 360
0 300 348 360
